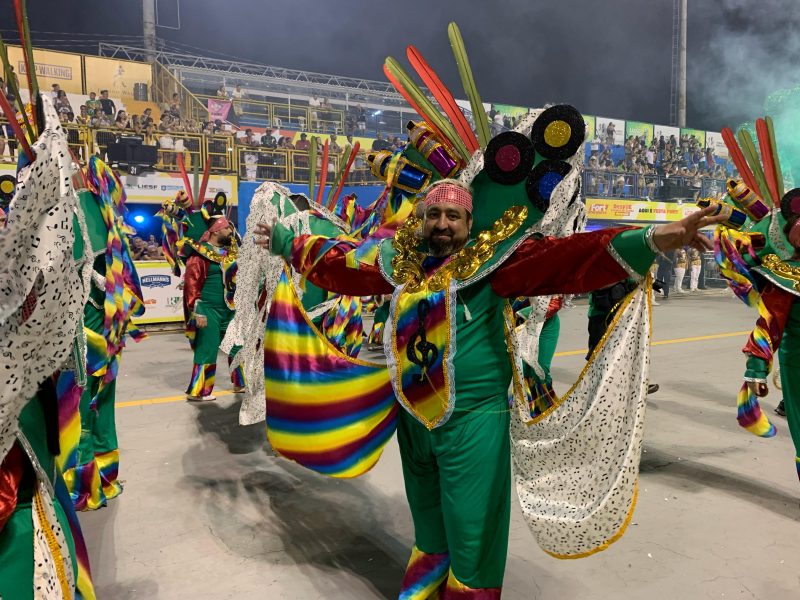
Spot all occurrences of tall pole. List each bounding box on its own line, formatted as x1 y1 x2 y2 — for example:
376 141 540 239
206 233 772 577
678 0 687 127
143 0 157 63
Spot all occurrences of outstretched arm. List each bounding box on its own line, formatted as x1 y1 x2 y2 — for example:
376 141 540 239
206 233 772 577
492 206 724 298
262 222 394 296
492 226 655 297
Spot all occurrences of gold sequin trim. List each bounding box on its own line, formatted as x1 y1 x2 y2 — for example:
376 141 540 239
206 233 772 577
33 489 71 598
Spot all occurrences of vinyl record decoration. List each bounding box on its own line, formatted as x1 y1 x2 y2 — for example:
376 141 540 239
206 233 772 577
0 174 15 206
530 104 586 161
213 191 228 214
779 188 800 221
526 160 572 214
483 131 536 185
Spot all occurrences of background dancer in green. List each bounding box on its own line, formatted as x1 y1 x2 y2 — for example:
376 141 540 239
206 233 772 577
183 215 244 401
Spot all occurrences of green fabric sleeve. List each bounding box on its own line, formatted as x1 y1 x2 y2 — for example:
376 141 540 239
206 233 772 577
270 222 296 261
744 355 769 381
609 228 658 277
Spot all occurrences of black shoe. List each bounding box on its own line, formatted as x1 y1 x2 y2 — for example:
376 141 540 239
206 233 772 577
647 383 660 394
775 399 786 417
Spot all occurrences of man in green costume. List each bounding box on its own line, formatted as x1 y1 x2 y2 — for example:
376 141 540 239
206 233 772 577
256 178 720 596
61 158 146 511
183 214 245 401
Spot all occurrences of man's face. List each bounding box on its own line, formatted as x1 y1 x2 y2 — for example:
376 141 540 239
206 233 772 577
423 201 471 257
215 225 234 247
90 92 96 99
101 91 108 98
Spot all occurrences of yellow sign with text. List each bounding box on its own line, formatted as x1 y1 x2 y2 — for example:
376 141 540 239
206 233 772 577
6 45 83 94
585 198 699 222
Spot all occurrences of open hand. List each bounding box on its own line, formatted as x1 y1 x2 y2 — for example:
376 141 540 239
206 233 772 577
651 206 727 253
254 221 275 249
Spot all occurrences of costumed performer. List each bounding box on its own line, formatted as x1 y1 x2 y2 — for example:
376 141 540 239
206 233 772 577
182 209 244 401
710 117 800 482
0 91 96 599
256 178 720 596
58 157 146 511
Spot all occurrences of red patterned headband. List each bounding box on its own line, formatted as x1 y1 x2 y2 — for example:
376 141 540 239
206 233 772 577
424 183 472 213
199 216 231 242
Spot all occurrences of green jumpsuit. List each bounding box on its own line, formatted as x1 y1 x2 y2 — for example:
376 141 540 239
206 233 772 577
187 262 244 397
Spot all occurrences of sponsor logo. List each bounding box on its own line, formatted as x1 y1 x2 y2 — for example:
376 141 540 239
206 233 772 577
140 274 172 288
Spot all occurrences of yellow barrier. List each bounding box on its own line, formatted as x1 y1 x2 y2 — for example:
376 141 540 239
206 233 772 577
206 134 235 173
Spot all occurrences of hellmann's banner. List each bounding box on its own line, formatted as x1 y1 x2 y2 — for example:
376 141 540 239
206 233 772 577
132 261 184 325
585 198 700 222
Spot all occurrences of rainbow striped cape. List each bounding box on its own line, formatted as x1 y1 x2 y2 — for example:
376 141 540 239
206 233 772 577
264 267 398 478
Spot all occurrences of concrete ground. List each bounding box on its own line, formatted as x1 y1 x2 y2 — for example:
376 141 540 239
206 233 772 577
79 292 800 600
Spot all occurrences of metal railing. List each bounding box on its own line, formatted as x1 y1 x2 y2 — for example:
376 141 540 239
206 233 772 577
236 147 359 184
583 169 727 201
195 93 345 133
152 61 208 124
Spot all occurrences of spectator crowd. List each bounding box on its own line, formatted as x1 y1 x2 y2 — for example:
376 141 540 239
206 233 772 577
585 132 737 200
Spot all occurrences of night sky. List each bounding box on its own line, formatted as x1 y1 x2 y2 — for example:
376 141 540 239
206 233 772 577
2 0 799 131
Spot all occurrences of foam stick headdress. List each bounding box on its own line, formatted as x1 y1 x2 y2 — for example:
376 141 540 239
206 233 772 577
371 22 586 281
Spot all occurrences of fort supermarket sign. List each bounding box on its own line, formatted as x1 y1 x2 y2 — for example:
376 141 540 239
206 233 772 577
585 198 699 223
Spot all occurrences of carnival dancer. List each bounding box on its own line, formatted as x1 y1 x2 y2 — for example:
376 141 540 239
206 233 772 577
711 116 800 483
59 157 146 511
0 89 97 598
514 296 563 415
730 209 800 481
256 178 719 595
673 247 688 293
183 212 244 401
688 247 702 291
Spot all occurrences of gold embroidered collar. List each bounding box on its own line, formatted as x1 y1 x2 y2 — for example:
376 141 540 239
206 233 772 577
762 254 800 291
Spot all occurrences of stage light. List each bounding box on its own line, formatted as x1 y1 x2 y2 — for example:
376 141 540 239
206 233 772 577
133 215 146 224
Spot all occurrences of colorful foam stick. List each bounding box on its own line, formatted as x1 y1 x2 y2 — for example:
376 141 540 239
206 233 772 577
368 150 432 194
697 197 747 230
406 45 480 154
407 121 460 178
726 179 770 221
448 22 491 149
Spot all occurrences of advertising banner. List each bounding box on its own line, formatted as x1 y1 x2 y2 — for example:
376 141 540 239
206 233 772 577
132 261 184 324
705 131 729 159
585 198 700 223
120 171 238 204
653 125 680 145
625 121 654 145
595 117 626 145
7 45 83 94
84 56 152 101
680 128 706 148
492 103 530 118
208 98 232 122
